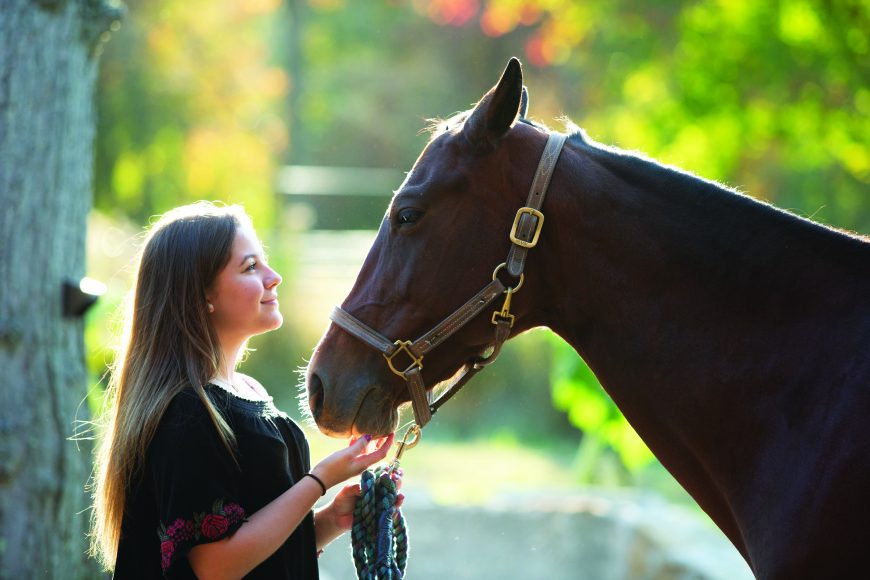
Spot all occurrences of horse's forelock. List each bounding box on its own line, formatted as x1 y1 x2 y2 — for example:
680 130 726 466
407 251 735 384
421 111 471 139
421 111 584 153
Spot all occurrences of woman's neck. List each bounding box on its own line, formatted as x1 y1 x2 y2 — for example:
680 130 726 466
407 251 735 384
211 343 246 393
216 338 246 381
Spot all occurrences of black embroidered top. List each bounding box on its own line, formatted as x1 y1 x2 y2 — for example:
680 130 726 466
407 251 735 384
113 384 319 579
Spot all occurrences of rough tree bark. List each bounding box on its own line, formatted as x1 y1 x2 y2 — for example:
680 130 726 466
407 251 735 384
0 1 121 577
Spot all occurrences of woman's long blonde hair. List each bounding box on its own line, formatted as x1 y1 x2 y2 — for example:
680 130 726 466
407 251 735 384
90 202 251 568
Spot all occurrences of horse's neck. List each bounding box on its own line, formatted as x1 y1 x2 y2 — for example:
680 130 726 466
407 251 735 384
543 138 868 391
537 138 870 560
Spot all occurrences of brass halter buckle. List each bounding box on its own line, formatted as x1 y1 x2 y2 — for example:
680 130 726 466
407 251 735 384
384 340 423 377
509 207 545 248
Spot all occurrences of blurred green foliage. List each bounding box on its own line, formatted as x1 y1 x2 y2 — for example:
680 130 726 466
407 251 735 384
550 336 655 479
90 0 867 485
95 0 287 227
425 0 869 232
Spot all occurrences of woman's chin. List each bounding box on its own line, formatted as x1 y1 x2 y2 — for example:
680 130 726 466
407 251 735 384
258 314 283 333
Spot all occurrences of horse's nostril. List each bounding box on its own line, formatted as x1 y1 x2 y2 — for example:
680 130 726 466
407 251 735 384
308 373 324 421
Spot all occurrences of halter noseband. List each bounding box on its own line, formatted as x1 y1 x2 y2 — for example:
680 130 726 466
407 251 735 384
329 132 567 427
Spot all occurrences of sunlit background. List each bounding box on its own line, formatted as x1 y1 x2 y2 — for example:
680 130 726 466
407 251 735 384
85 0 867 577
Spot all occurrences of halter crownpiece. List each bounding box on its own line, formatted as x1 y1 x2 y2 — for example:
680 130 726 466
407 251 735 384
329 131 567 427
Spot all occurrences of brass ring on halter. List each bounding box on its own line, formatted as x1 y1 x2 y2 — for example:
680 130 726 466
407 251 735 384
492 262 524 293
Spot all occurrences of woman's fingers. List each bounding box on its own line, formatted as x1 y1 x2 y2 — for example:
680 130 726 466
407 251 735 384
374 433 395 457
319 433 397 484
356 433 394 468
350 435 372 450
336 482 361 499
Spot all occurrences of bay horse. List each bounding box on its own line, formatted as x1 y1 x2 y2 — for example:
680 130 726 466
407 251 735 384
306 58 870 578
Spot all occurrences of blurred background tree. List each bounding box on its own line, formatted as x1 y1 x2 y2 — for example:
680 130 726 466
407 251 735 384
1 1 120 577
88 0 867 508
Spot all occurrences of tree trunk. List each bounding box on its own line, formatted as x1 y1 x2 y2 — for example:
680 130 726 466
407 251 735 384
0 1 120 577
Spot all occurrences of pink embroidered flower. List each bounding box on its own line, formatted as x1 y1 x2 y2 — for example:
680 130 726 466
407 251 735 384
201 514 229 539
160 540 175 571
166 518 195 542
159 499 245 567
223 502 245 524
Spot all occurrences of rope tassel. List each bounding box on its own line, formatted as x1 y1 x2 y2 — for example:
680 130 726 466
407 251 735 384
352 468 408 579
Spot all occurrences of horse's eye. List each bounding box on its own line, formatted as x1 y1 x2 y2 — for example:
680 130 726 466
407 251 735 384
396 208 424 227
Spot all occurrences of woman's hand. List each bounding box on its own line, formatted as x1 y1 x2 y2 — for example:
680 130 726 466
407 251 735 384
327 483 362 531
312 434 399 550
325 472 406 533
310 433 395 490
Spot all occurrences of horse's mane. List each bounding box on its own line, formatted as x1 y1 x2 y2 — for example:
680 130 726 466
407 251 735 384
580 132 869 247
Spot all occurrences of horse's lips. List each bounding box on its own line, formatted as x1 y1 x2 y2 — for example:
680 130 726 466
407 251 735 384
343 354 486 437
348 387 373 438
347 384 400 437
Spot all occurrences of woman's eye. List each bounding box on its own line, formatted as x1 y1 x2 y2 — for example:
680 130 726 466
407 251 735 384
396 208 423 227
246 260 257 271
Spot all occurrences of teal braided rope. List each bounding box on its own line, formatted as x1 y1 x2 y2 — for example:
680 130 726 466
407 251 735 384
351 467 408 579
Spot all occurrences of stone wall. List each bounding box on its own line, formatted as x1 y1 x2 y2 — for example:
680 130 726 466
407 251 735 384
319 489 754 579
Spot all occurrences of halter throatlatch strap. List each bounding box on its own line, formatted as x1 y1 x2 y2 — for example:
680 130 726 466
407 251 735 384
328 131 567 428
425 315 512 416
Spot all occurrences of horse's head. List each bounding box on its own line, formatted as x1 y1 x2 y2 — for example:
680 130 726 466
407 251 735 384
306 59 555 437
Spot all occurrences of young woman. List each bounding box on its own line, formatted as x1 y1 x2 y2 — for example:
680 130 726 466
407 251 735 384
90 202 394 578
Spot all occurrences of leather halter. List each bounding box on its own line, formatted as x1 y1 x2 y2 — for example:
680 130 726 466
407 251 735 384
329 132 567 427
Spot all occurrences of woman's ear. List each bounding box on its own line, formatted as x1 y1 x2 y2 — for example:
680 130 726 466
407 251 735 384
205 287 217 313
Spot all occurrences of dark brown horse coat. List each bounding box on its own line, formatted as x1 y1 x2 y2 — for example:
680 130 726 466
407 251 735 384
307 59 870 578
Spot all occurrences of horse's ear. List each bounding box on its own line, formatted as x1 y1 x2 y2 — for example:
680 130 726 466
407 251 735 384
463 57 524 149
519 86 529 118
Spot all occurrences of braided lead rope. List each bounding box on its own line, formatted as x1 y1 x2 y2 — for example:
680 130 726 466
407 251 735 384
352 426 419 579
351 467 407 579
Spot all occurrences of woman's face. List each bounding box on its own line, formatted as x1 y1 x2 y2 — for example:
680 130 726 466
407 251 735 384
207 223 283 345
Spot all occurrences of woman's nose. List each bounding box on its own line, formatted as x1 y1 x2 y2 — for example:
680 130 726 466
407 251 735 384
265 266 282 288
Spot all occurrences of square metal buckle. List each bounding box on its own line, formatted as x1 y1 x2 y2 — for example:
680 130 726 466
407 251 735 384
384 340 423 377
509 207 545 248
